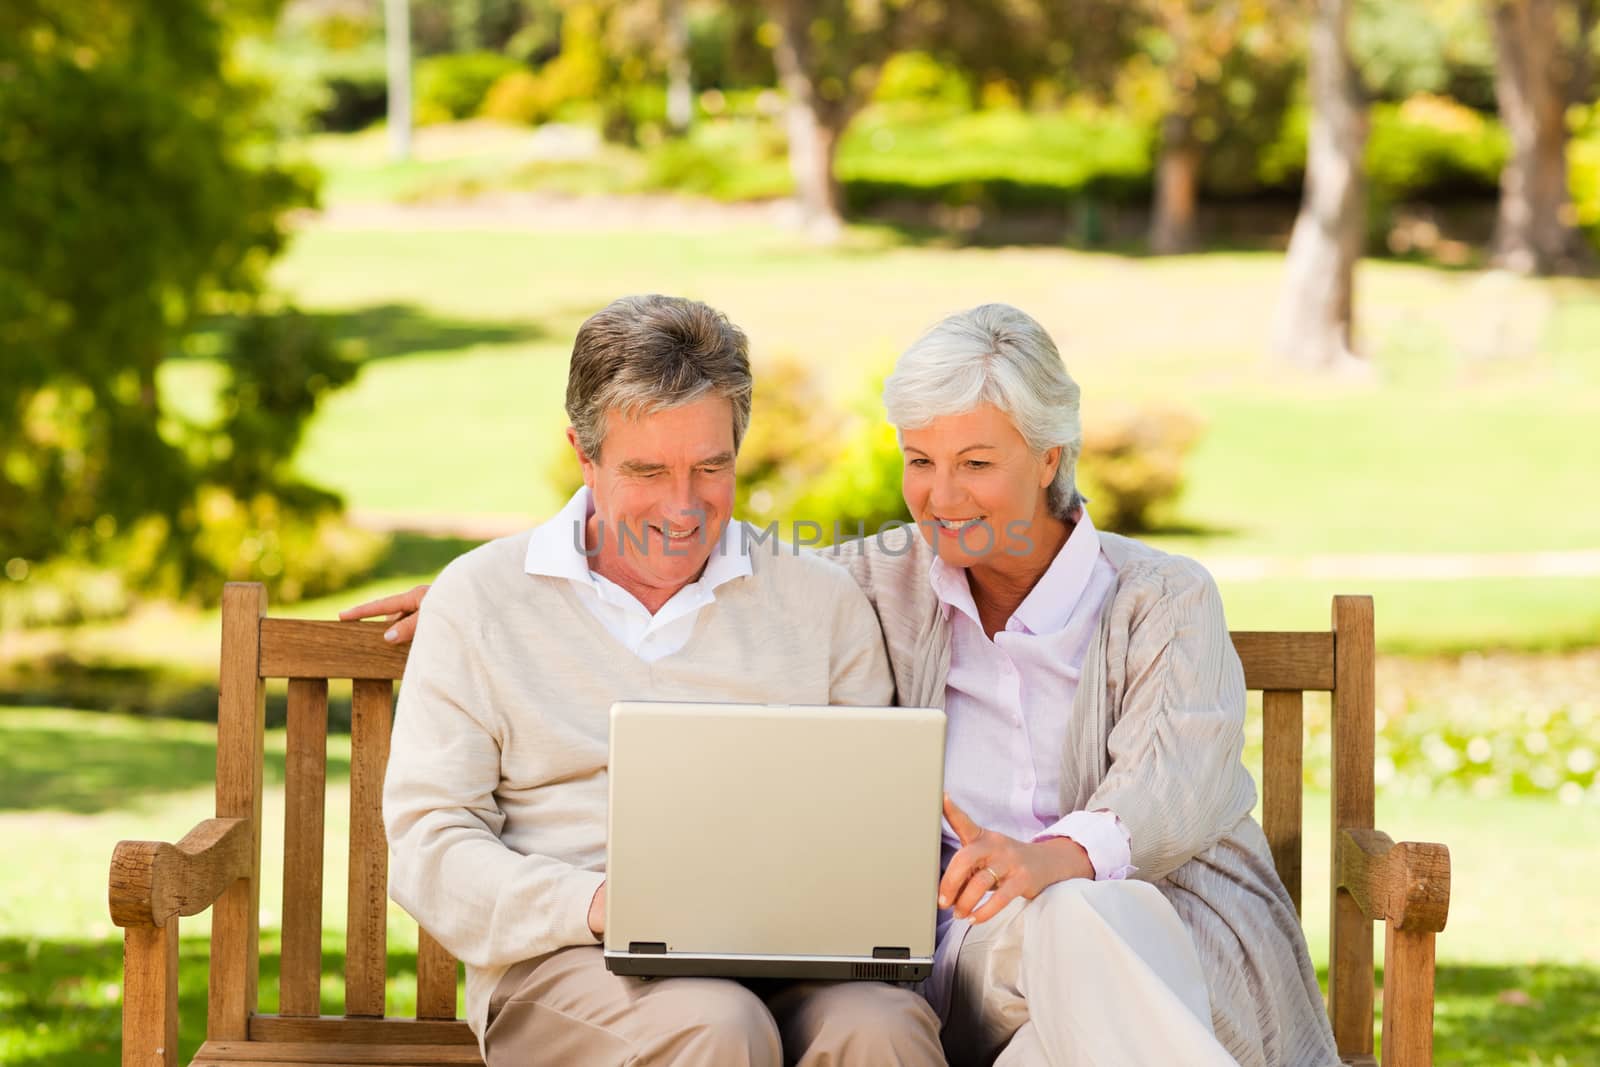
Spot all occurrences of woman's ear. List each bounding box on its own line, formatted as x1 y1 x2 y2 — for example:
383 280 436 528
1040 445 1062 488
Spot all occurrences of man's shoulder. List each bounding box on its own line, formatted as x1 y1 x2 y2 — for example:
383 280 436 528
428 529 539 611
735 526 868 606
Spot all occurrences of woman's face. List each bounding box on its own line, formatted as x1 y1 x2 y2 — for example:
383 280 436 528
899 403 1060 569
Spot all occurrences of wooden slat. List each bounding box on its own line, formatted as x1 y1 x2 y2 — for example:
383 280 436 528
248 1016 476 1045
1329 596 1376 1059
122 921 179 1067
259 619 409 680
345 679 393 1018
1381 925 1438 1067
416 928 460 1021
1229 631 1336 691
193 1041 482 1065
281 679 330 1018
1262 690 1304 917
210 583 269 1041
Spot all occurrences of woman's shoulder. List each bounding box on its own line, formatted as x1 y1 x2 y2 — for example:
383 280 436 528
1099 532 1226 630
828 524 934 599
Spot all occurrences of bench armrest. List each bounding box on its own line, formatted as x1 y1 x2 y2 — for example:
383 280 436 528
109 817 251 929
1335 828 1451 1067
1335 828 1451 933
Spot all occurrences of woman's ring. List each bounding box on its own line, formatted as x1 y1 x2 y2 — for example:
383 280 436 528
984 866 1002 886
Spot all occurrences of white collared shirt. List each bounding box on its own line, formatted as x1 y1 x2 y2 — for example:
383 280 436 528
523 487 752 663
929 507 1134 997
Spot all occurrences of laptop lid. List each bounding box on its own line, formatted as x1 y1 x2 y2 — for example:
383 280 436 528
604 701 945 978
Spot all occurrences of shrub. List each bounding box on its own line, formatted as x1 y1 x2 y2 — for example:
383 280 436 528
416 51 524 121
479 69 548 125
1261 93 1506 200
1076 405 1204 533
873 51 973 114
1569 105 1600 251
1366 93 1507 198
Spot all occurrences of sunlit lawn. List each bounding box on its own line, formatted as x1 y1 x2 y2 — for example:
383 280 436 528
178 221 1600 651
1 708 1595 1065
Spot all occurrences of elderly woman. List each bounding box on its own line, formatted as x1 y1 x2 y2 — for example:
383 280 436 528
833 304 1339 1067
346 304 1340 1066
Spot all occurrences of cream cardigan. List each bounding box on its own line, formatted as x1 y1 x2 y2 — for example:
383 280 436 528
832 528 1342 1067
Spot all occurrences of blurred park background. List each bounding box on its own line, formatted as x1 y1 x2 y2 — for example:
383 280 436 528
2 0 1599 1063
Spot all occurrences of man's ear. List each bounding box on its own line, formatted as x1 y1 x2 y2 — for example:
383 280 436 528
566 426 597 490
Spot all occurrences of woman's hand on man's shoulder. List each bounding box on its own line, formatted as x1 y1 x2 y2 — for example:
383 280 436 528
339 583 431 644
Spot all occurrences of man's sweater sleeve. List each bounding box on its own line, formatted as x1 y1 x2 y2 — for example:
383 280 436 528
825 564 896 707
382 579 605 969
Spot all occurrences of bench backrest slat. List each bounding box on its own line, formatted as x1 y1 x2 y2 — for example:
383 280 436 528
418 928 461 1021
281 678 329 1017
1330 596 1377 1059
230 586 1375 1060
1261 690 1306 915
346 678 394 1018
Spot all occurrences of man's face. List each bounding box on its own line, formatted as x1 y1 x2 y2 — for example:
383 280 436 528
572 395 737 602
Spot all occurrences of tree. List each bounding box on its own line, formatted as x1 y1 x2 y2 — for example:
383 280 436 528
755 0 1137 240
385 0 413 161
1273 0 1369 370
1142 0 1296 253
1489 0 1590 274
0 0 358 594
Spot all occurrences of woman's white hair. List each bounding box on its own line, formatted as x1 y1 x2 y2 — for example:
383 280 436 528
883 303 1084 519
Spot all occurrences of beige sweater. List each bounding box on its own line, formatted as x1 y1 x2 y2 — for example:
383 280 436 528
833 528 1342 1067
382 528 894 1047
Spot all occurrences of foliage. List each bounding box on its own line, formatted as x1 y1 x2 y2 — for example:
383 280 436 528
1350 0 1499 109
1365 94 1509 199
1261 93 1508 204
1077 405 1204 533
642 116 792 198
1569 105 1600 249
838 103 1153 210
480 68 550 123
415 49 526 121
872 51 975 114
0 1 367 609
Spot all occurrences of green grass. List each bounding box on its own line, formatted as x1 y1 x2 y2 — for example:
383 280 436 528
2 708 1595 1065
228 224 1600 652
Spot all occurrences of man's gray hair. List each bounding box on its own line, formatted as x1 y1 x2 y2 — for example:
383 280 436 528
566 294 753 460
883 303 1084 519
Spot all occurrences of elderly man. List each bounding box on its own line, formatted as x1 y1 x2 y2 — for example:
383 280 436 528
372 294 944 1067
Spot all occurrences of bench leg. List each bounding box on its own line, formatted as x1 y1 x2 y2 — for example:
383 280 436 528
124 920 179 1067
1380 924 1436 1067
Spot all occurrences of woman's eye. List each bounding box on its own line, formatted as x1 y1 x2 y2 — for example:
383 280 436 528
966 460 990 470
907 458 931 468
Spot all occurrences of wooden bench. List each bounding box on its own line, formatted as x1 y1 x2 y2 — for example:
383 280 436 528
109 585 1450 1067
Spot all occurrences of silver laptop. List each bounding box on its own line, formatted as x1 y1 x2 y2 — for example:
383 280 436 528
603 700 946 982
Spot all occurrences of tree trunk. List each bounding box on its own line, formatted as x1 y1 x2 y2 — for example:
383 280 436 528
665 0 693 134
1150 110 1203 253
771 1 847 240
384 0 412 163
1490 0 1586 275
1273 0 1368 371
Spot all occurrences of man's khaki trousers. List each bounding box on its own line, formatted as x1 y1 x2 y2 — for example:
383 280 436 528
486 945 945 1066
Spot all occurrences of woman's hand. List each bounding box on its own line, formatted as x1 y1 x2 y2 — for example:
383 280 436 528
938 794 1095 924
339 583 431 643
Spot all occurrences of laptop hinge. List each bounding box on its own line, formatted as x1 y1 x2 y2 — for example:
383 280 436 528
871 946 910 959
629 941 668 954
